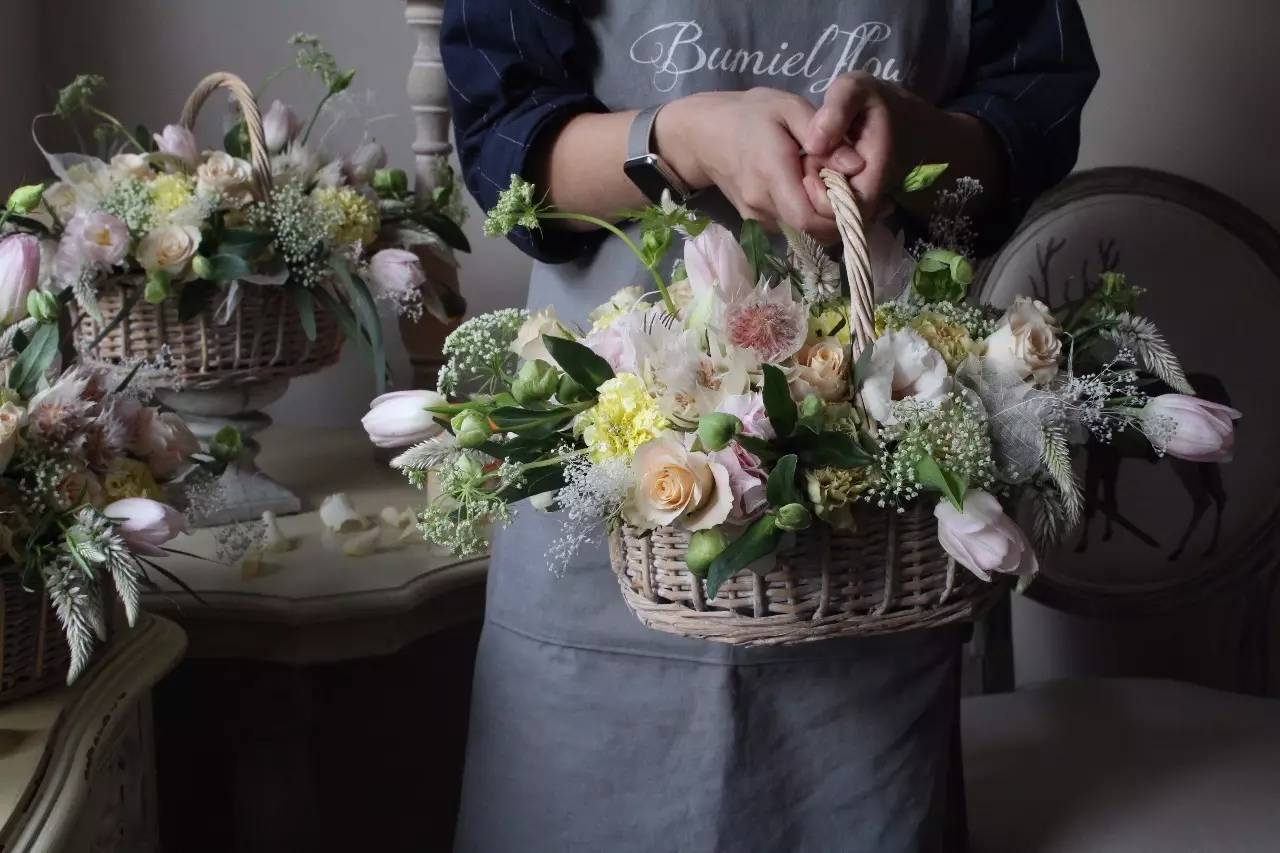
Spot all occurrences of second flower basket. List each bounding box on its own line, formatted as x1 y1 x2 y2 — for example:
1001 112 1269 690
608 172 1005 646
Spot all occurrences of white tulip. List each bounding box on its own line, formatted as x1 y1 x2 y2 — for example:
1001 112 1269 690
105 498 190 557
362 390 447 449
345 141 387 186
934 490 1038 582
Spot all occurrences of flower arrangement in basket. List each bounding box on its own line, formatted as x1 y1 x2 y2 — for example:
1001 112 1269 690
5 35 468 394
364 165 1240 645
0 353 197 694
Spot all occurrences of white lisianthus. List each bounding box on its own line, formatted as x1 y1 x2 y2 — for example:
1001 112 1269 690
934 490 1038 582
196 151 255 207
790 336 850 402
153 125 200 168
262 100 302 153
983 296 1062 385
860 328 951 425
136 225 202 275
624 434 734 531
61 212 130 270
511 307 571 364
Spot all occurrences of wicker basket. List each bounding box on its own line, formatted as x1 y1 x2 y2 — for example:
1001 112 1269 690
0 567 71 704
71 72 343 390
606 170 1005 646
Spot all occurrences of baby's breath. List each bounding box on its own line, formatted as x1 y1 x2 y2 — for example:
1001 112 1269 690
99 179 154 236
546 453 632 577
249 182 336 287
865 395 995 509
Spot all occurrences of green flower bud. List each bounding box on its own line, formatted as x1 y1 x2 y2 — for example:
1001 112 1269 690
144 269 173 304
330 68 357 94
697 413 743 452
640 227 672 267
191 255 214 281
684 528 729 578
512 359 560 405
372 168 410 199
6 184 44 214
556 373 594 405
25 291 59 324
775 503 813 532
451 410 492 448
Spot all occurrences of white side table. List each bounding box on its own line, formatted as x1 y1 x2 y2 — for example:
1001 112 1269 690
0 616 186 853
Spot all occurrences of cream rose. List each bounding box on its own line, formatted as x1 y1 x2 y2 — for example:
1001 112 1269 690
137 225 202 275
0 402 24 475
511 308 571 364
626 435 734 532
790 336 850 402
983 297 1062 384
196 152 255 207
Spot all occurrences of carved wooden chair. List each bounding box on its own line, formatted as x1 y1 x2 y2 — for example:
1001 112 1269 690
962 167 1280 852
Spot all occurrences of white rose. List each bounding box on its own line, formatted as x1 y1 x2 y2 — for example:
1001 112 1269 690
0 402 24 475
109 153 152 182
136 225 202 275
587 286 645 332
860 329 951 425
196 151 255 207
624 435 734 532
790 336 849 402
511 308 571 364
983 296 1062 384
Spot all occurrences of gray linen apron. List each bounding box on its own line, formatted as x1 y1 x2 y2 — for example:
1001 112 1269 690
456 4 974 851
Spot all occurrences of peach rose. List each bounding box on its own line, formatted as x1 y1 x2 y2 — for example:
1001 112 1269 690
625 435 733 531
790 336 850 402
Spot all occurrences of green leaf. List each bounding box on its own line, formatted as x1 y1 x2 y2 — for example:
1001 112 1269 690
766 454 801 508
705 515 781 599
914 454 967 510
902 163 949 193
334 262 389 395
735 434 779 460
223 121 249 159
412 207 471 253
217 229 273 259
795 432 875 468
761 364 797 438
8 323 60 397
197 254 252 283
543 335 614 393
739 219 769 281
177 281 219 322
488 406 575 436
289 286 317 342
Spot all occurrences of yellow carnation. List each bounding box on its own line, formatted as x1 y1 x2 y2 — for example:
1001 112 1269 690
103 458 164 502
578 373 667 463
314 186 379 247
910 312 974 370
149 174 195 216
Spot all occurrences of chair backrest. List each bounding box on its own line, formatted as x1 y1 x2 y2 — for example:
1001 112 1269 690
974 167 1280 695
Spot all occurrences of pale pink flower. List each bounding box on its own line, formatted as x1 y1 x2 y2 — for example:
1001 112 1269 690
0 234 40 324
935 490 1038 582
153 125 200 168
368 249 425 300
719 393 775 440
860 328 951 425
262 101 303 153
1141 394 1242 463
710 442 768 526
130 409 200 480
62 212 129 268
724 278 808 364
105 498 190 557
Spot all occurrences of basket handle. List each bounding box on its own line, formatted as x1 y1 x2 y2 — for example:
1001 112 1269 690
820 168 876 359
179 72 273 203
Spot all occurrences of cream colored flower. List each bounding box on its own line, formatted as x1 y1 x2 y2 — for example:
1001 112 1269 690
511 307 571 364
588 286 645 332
0 402 24 475
137 225 201 275
42 182 79 223
625 434 733 532
860 328 951 425
109 153 152 182
196 151 255 207
983 297 1062 384
790 336 849 402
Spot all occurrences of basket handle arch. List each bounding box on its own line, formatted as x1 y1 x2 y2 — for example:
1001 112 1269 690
179 72 273 203
820 168 876 359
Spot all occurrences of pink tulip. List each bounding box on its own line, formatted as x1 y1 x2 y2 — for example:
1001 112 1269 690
262 101 303 153
1142 394 1242 463
935 490 1038 582
105 498 190 557
345 141 388 186
368 249 425 300
153 124 200 168
0 234 40 324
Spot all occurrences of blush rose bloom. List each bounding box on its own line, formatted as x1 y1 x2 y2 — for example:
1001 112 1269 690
983 297 1062 384
626 435 734 531
362 390 447 448
710 442 768 525
934 489 1038 582
790 336 850 402
1141 394 1242 463
137 225 202 275
860 328 951 424
105 498 190 557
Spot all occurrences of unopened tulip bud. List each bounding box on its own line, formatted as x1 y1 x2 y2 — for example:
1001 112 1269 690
6 184 44 214
685 528 729 578
512 359 560 405
451 410 492 448
697 412 742 452
775 503 813 532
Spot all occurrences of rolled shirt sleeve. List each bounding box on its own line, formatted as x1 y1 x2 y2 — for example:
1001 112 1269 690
944 0 1100 233
441 0 607 263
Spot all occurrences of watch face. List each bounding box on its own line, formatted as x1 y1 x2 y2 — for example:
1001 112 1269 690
624 156 671 205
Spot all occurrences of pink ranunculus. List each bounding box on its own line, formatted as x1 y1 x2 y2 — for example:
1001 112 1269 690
0 234 40 324
718 392 775 440
1141 394 1242 463
934 490 1038 582
368 249 425 300
710 442 769 525
105 497 190 557
262 101 303 153
153 124 200 168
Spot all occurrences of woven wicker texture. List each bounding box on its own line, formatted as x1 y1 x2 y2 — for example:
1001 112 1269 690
606 172 1002 645
0 568 70 705
72 72 343 390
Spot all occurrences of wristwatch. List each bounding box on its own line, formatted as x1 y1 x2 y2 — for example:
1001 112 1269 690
624 104 692 205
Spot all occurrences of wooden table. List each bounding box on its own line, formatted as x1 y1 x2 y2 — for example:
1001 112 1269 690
0 617 186 853
144 428 488 853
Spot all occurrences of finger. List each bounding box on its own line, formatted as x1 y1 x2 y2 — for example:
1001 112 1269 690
804 174 835 219
768 142 834 239
848 97 894 211
828 145 866 176
806 75 871 156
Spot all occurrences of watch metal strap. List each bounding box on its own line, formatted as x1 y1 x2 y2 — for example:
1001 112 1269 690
624 104 692 204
